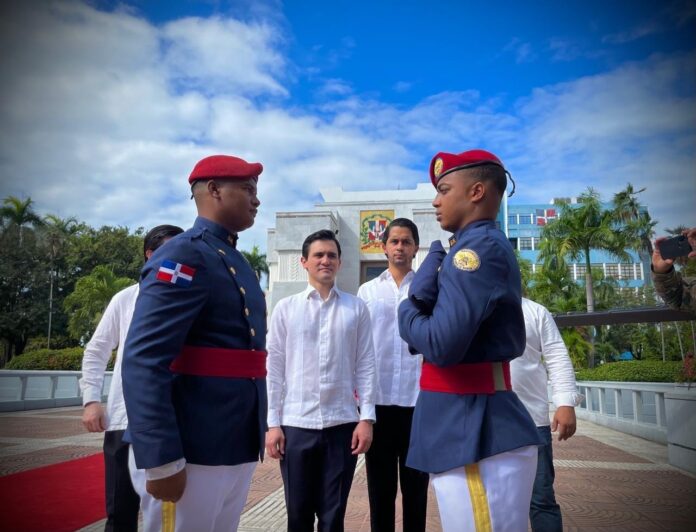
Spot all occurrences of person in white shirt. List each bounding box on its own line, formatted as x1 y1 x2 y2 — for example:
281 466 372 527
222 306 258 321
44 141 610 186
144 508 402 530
80 224 183 532
357 218 429 532
510 297 584 532
266 229 377 532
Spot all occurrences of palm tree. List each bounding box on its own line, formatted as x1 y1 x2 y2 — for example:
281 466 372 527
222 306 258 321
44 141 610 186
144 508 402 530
63 265 134 342
612 183 657 258
43 215 82 348
538 188 632 314
241 245 269 284
0 196 44 246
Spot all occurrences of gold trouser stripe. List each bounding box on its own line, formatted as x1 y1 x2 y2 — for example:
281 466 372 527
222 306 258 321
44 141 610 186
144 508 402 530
464 463 492 532
161 501 176 532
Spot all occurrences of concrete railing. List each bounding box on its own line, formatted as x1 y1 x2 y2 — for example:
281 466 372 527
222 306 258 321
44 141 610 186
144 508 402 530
575 380 675 444
0 370 112 412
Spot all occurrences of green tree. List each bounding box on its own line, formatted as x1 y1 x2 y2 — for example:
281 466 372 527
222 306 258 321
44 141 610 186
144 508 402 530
612 183 657 257
538 189 632 314
241 245 269 285
0 222 47 362
0 196 44 247
63 266 134 342
42 215 84 347
66 225 144 281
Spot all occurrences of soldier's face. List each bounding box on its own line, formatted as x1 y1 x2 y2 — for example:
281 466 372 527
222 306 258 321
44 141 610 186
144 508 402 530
382 226 418 269
218 178 260 232
301 239 341 285
432 171 474 232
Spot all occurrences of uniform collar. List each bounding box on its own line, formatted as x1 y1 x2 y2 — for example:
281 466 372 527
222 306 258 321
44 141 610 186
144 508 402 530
194 216 239 248
450 219 495 246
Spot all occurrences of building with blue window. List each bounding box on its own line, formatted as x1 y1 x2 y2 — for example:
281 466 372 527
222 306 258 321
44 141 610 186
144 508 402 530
506 199 650 289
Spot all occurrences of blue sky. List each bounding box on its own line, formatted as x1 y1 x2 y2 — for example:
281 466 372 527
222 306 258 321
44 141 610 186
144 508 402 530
1 0 694 250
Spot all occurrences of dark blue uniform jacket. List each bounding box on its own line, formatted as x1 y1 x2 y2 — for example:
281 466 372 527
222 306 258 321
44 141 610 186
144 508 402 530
398 219 541 473
123 217 267 470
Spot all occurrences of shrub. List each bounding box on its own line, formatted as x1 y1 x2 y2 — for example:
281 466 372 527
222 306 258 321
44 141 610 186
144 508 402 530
5 347 115 371
575 360 681 383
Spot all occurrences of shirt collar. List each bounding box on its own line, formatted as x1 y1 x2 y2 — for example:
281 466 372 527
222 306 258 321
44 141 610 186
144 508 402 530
303 283 340 300
378 269 414 284
194 216 238 248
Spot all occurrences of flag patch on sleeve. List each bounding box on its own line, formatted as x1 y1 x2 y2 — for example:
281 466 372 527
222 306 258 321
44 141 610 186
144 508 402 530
156 260 196 287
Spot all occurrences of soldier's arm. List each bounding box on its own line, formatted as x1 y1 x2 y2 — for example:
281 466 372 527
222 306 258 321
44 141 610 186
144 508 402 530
398 235 507 366
122 239 209 470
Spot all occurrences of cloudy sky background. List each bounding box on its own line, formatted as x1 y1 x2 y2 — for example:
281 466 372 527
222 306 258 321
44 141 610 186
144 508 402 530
1 0 694 250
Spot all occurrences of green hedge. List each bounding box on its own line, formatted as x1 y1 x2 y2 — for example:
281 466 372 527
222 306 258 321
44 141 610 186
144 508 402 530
5 347 115 371
575 360 681 383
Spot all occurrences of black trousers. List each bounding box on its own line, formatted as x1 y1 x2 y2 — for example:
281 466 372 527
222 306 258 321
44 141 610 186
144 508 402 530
280 423 358 532
365 405 429 532
103 429 140 532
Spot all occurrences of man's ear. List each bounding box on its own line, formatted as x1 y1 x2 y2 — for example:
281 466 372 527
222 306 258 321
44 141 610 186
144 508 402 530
145 249 154 260
470 181 486 202
207 180 222 199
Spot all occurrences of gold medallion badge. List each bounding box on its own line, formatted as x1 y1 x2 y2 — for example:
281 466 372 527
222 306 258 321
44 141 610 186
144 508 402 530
453 249 480 271
433 157 444 178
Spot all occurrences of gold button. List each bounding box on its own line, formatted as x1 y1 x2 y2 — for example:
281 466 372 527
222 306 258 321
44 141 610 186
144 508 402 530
229 266 237 275
244 307 250 316
218 248 226 255
240 287 246 295
250 328 256 337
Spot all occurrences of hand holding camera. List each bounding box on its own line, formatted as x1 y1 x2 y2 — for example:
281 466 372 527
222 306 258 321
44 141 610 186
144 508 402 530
652 228 696 273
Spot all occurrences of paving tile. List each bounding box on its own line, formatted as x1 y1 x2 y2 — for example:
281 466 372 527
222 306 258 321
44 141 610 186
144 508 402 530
0 445 100 476
552 435 652 463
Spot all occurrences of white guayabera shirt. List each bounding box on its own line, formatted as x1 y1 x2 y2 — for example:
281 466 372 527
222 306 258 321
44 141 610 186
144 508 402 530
357 269 422 407
266 284 377 430
511 297 584 427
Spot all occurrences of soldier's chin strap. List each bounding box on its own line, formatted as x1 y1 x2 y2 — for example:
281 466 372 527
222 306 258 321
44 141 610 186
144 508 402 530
506 171 516 198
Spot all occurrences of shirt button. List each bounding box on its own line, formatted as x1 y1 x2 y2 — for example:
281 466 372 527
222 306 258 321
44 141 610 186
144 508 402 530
217 248 226 255
229 266 237 275
244 307 250 316
240 287 246 295
250 328 256 337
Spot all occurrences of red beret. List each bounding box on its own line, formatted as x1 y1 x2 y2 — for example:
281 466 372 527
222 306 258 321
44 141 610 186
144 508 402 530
188 155 263 184
429 149 505 187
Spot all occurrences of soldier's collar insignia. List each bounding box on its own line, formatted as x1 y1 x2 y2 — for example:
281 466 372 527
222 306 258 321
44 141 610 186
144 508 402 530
448 236 457 247
453 249 480 272
433 157 444 179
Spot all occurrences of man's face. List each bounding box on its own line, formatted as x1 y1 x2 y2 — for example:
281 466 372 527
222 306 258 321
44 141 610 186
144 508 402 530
301 239 341 286
432 171 474 233
218 178 260 232
382 226 418 269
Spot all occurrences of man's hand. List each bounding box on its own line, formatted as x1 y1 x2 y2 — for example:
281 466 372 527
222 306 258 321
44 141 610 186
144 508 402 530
652 237 676 274
146 469 186 502
551 406 577 441
82 402 107 432
265 427 285 460
685 228 696 259
351 421 373 455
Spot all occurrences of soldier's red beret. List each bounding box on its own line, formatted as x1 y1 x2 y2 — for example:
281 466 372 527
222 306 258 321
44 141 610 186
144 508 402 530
188 155 263 184
429 149 505 187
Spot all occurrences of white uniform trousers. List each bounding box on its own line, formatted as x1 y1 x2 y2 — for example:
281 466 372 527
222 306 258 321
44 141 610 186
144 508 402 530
129 447 257 532
430 445 538 532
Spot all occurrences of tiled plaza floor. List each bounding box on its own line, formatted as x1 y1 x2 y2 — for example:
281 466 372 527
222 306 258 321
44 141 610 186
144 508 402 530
0 406 694 531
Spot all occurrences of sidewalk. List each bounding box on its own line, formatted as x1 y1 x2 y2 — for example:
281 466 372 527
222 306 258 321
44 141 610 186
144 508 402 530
1 406 694 531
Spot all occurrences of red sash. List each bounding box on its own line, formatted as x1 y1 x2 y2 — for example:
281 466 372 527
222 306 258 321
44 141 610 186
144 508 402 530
420 361 511 394
170 345 267 378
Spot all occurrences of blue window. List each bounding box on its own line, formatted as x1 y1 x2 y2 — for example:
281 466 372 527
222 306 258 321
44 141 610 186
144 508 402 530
519 214 532 224
508 215 517 225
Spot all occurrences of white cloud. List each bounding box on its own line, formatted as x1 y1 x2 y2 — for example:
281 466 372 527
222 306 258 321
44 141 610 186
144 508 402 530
0 0 693 255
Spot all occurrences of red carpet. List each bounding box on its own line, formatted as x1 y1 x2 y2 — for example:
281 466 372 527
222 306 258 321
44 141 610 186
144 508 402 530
0 453 105 532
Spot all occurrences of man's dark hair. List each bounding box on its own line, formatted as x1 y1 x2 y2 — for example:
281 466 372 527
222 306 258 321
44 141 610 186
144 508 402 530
301 229 341 259
466 163 508 197
143 224 184 260
382 218 419 246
